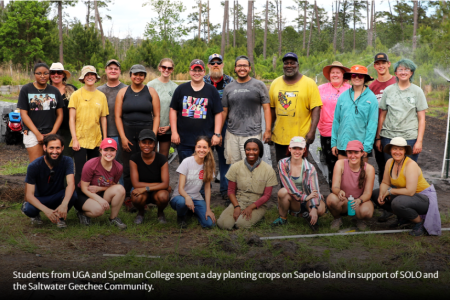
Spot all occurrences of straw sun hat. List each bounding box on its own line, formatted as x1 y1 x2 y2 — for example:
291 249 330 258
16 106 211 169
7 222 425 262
49 62 71 79
322 61 350 82
383 137 413 156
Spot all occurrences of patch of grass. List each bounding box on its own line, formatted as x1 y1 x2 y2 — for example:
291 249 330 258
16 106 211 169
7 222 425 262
6 232 38 253
0 158 28 175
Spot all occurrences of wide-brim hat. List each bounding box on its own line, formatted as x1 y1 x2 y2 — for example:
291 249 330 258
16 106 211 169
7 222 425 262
79 65 101 82
322 61 350 82
383 137 413 156
49 62 71 79
343 65 374 82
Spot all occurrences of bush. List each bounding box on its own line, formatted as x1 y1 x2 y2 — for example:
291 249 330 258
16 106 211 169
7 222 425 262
0 76 12 85
261 72 279 80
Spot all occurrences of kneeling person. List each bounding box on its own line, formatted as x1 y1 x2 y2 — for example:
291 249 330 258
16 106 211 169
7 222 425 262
130 129 170 225
217 139 278 229
75 138 127 229
21 134 77 228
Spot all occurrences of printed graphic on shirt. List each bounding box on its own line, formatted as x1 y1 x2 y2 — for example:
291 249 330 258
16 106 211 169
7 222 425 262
97 175 115 187
182 96 208 119
186 169 203 185
277 90 297 117
28 94 57 111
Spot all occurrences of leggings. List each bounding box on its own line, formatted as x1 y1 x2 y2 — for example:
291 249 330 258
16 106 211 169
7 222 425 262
320 136 337 190
371 188 429 220
73 147 99 187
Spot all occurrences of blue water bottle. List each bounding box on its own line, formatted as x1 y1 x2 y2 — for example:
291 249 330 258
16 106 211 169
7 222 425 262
347 195 355 216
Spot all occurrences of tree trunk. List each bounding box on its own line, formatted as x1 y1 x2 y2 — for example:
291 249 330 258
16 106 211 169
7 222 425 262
94 1 105 46
94 1 99 30
0 1 4 10
412 0 418 51
341 0 347 51
227 1 230 46
233 1 236 47
86 1 90 27
367 0 372 46
314 0 321 35
307 17 313 57
303 3 307 50
353 0 356 51
207 0 210 43
198 1 202 39
372 0 376 44
247 1 254 67
333 1 340 53
264 0 268 59
221 1 228 57
58 1 63 63
252 2 255 51
278 0 282 56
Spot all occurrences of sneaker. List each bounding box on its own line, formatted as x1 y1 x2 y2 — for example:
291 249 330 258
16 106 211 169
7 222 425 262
57 219 67 228
77 211 91 226
157 214 167 224
134 214 144 225
271 217 288 227
110 217 127 229
378 210 394 222
330 218 343 230
177 215 187 229
389 218 411 229
30 214 43 225
356 219 368 231
410 222 426 236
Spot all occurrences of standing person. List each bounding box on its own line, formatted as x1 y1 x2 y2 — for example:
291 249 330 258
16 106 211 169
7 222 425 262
222 55 271 163
21 134 77 228
97 59 127 162
147 58 178 158
204 53 234 202
269 52 322 163
18 62 64 162
68 65 108 187
115 64 161 199
377 59 427 163
170 59 223 162
49 62 77 157
170 136 216 228
331 65 378 161
317 61 351 189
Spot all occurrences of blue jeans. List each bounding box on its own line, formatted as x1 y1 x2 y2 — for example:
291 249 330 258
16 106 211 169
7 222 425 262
216 121 230 196
109 136 124 187
381 137 419 162
170 195 214 228
22 189 77 218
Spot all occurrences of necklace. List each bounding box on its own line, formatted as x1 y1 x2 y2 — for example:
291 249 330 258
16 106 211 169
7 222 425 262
396 157 405 177
81 87 94 102
33 82 47 93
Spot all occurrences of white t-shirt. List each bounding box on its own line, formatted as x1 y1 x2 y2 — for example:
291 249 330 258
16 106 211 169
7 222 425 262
171 156 205 201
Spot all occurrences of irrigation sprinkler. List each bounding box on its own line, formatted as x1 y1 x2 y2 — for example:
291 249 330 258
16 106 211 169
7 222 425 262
441 79 450 178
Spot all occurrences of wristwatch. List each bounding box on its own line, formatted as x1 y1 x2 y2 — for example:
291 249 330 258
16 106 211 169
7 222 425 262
146 186 150 192
214 133 221 138
387 187 392 195
234 205 240 209
309 205 317 210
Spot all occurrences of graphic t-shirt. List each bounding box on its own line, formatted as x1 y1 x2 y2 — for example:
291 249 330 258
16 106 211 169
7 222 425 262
170 82 223 147
171 156 206 201
17 83 64 133
130 152 168 184
79 157 123 188
25 156 74 197
222 78 270 136
269 75 322 145
97 82 127 137
147 78 178 129
379 83 428 140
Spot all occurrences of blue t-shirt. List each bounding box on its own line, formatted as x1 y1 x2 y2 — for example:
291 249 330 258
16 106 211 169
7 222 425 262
170 82 223 147
25 156 74 197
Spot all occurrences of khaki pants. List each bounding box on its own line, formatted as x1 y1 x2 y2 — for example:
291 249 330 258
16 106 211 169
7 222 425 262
217 203 266 230
224 130 262 164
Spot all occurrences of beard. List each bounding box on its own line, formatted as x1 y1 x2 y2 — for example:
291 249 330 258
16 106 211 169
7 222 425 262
45 151 62 168
209 69 223 80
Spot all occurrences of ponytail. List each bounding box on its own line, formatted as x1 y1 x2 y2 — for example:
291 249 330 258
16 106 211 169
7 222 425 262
194 136 216 183
358 154 366 189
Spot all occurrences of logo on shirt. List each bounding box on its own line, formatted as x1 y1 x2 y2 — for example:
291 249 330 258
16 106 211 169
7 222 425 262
97 176 114 187
182 96 208 119
28 94 57 111
277 90 298 117
199 170 204 180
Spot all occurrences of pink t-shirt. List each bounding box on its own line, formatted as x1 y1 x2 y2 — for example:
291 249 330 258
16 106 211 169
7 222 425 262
317 82 351 137
78 157 123 188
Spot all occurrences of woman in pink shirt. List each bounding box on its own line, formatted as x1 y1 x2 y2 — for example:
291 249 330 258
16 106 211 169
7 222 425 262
317 61 351 190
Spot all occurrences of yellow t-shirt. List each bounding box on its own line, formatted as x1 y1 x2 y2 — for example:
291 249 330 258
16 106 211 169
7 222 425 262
269 75 322 145
68 87 109 149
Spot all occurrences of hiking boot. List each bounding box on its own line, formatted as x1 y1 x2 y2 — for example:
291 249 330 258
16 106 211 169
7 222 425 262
410 222 426 236
57 219 67 229
158 214 167 224
330 218 343 230
389 218 411 229
110 217 127 229
271 217 288 227
378 210 394 222
30 214 43 225
134 214 144 225
356 219 368 231
177 215 187 229
77 211 91 226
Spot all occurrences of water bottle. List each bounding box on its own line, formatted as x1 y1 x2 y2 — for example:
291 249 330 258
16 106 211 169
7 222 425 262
347 195 356 216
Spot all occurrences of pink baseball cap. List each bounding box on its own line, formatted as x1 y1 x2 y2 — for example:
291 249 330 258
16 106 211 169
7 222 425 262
289 136 306 148
100 138 117 150
346 140 364 151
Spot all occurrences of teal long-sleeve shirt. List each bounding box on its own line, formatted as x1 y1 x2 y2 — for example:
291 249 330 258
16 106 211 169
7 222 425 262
331 86 378 153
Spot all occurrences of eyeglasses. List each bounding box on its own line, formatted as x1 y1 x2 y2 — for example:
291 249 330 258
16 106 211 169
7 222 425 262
351 74 365 79
209 62 223 66
160 65 174 71
235 64 250 68
397 68 411 73
190 69 204 73
50 71 64 75
35 73 49 77
48 169 55 184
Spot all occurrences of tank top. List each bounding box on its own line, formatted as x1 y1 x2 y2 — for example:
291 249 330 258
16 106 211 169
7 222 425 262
389 157 430 193
340 159 366 198
122 85 153 126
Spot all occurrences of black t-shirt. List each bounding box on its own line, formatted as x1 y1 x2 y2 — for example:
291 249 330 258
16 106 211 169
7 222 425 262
169 82 223 147
25 156 74 197
130 152 168 184
58 84 77 130
17 83 64 133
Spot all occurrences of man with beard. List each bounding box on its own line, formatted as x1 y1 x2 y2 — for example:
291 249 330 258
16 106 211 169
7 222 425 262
269 52 322 162
222 55 271 163
21 134 77 228
203 53 234 201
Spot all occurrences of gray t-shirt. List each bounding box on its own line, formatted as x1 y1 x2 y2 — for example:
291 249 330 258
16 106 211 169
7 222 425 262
222 78 270 136
171 156 206 201
147 78 178 129
97 82 127 137
379 83 428 140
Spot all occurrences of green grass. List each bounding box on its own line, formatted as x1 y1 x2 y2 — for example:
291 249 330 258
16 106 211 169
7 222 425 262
0 158 28 175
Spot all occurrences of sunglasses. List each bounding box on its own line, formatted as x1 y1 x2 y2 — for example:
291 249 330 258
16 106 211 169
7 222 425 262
48 169 55 184
50 71 64 75
160 66 174 71
351 74 365 79
209 62 223 66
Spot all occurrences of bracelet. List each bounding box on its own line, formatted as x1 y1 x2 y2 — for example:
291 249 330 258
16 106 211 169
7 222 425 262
375 138 381 141
234 205 240 209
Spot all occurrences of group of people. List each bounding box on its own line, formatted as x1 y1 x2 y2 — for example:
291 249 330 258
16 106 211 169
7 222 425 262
18 51 441 237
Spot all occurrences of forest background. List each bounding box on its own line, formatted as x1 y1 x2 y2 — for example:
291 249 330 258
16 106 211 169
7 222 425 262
0 0 449 91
